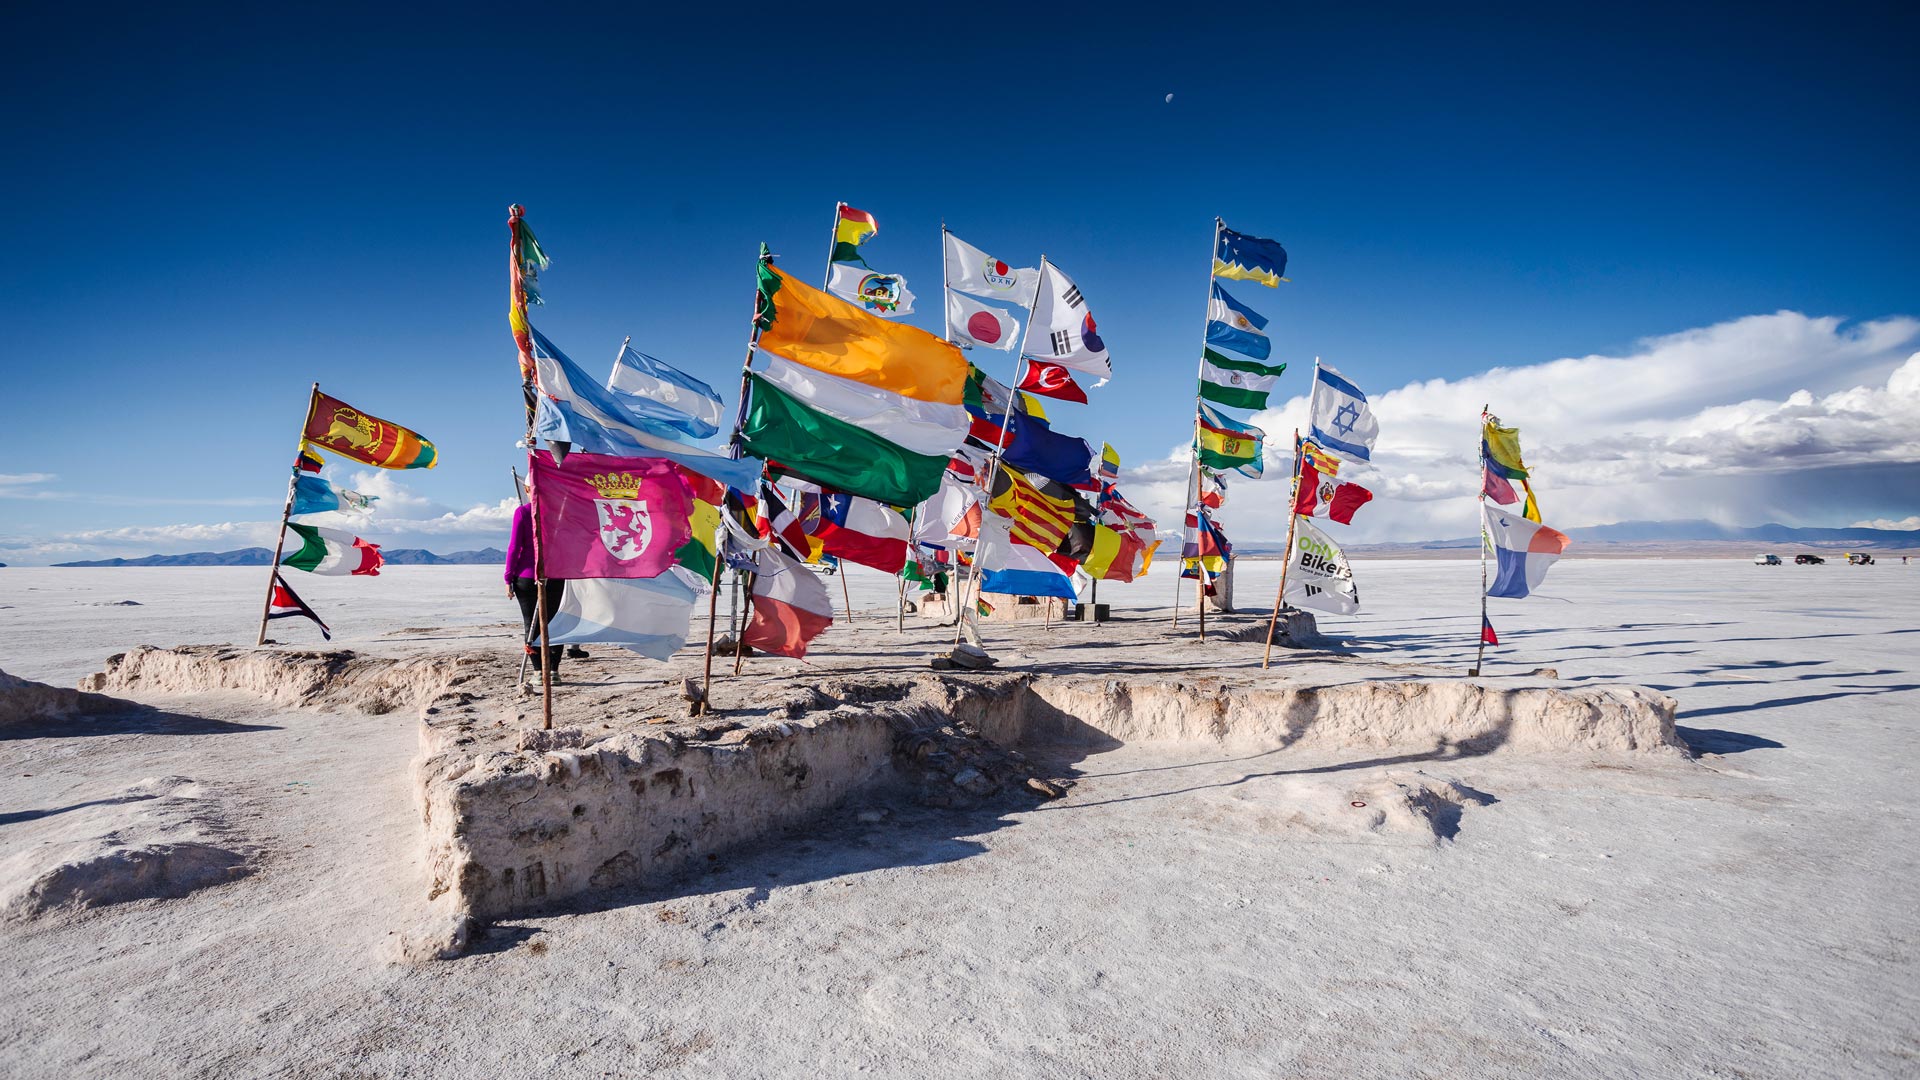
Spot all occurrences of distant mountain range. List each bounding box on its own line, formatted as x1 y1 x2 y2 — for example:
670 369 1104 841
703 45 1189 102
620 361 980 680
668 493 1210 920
51 547 507 568
1233 520 1920 558
31 519 1920 568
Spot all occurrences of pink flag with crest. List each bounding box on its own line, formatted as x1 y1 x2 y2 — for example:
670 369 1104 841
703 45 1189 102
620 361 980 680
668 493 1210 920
530 449 693 579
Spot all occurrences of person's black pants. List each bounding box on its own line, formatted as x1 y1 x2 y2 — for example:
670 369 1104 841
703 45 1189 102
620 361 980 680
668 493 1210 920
512 578 565 672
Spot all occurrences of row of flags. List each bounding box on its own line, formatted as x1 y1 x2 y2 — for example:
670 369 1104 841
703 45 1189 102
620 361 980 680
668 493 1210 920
1183 224 1289 595
1478 414 1571 646
263 387 440 639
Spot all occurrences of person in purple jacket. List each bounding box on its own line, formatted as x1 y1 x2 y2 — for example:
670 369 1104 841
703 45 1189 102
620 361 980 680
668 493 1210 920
504 502 567 680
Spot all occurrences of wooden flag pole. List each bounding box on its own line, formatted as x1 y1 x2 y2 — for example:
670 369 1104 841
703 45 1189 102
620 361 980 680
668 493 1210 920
1175 217 1227 630
840 567 855 624
705 244 780 688
1262 428 1306 670
1471 404 1490 676
256 383 321 646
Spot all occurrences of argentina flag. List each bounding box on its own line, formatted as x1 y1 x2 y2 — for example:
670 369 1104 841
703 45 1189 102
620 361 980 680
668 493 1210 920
1205 282 1271 360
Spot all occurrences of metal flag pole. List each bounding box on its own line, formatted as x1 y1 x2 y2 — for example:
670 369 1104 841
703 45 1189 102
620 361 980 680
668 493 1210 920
1471 405 1490 676
1175 217 1226 629
256 383 321 646
1262 427 1307 669
822 201 846 289
951 255 1048 649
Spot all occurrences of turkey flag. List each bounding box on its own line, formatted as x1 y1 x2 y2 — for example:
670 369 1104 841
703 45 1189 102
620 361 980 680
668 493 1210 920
1017 360 1088 403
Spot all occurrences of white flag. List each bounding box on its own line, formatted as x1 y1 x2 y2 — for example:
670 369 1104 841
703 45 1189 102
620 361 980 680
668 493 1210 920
545 568 704 661
1284 517 1361 615
1026 262 1110 383
944 232 1039 306
946 290 1020 351
827 263 915 317
1307 361 1379 463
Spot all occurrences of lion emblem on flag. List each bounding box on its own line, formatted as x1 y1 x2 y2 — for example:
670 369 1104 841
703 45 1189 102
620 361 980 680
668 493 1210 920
595 499 653 561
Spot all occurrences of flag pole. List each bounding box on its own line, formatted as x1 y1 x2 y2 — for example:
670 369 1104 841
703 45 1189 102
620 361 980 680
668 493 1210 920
1471 404 1490 676
951 255 1047 649
708 244 778 693
506 204 554 726
1262 427 1306 669
1175 217 1226 629
697 517 725 715
256 383 321 646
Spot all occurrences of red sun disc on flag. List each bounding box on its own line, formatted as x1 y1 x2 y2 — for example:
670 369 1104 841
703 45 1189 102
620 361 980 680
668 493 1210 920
967 311 1003 345
992 259 1009 275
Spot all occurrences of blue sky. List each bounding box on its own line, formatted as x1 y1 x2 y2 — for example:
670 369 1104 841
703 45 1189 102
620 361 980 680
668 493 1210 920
3 4 1916 561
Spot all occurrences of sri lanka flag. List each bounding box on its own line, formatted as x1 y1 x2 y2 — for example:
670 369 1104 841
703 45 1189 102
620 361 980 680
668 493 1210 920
1213 226 1289 287
1483 504 1569 599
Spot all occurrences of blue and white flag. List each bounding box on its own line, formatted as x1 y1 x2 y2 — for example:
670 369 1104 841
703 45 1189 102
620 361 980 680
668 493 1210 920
977 514 1077 600
290 474 377 517
531 327 764 492
1483 504 1570 599
1206 282 1271 361
1307 362 1379 463
544 568 704 661
608 341 724 441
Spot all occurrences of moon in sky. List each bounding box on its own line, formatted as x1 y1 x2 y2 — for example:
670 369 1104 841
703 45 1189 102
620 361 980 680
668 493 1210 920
1165 93 1174 103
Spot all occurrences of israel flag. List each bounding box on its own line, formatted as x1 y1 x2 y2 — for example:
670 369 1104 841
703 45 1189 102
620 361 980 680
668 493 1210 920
1307 362 1379 463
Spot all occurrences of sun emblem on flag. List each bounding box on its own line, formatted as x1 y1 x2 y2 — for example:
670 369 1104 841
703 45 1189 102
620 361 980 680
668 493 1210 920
1332 402 1361 436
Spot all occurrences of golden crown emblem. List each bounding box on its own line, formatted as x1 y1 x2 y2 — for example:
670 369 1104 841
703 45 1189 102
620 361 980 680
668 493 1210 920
588 471 643 500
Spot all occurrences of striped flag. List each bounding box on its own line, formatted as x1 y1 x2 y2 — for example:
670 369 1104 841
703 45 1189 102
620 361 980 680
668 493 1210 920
267 573 331 639
743 545 835 659
281 524 382 576
987 465 1077 553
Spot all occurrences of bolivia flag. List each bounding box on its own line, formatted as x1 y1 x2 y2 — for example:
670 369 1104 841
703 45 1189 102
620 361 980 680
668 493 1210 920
281 523 382 576
815 490 910 574
743 546 835 659
832 204 877 263
1195 403 1265 476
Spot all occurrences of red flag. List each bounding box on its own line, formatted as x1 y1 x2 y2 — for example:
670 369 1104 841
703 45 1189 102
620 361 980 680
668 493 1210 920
1294 460 1321 516
1018 360 1089 404
1295 460 1373 524
297 446 325 473
1482 465 1519 505
1481 614 1499 645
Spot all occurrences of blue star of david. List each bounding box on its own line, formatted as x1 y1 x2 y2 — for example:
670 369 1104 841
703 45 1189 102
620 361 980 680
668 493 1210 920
1332 402 1361 436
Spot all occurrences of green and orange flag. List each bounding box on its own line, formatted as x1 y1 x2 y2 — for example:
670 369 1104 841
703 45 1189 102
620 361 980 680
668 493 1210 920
303 391 437 470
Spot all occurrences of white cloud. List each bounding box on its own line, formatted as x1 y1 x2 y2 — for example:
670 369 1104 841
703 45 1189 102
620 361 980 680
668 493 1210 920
1851 516 1920 531
1120 312 1920 544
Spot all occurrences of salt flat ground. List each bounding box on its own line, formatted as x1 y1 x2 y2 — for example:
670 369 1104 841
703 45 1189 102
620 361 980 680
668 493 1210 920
0 560 1917 1078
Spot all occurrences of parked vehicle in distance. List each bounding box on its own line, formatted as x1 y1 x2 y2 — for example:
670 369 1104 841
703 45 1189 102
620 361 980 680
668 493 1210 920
1754 553 1781 566
1846 552 1875 565
1795 554 1826 565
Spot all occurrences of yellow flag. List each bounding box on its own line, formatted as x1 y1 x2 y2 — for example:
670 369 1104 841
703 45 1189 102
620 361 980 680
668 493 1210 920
758 265 966 405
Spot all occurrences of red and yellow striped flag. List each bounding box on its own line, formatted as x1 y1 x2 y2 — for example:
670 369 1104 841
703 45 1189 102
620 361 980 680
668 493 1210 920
988 464 1076 553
